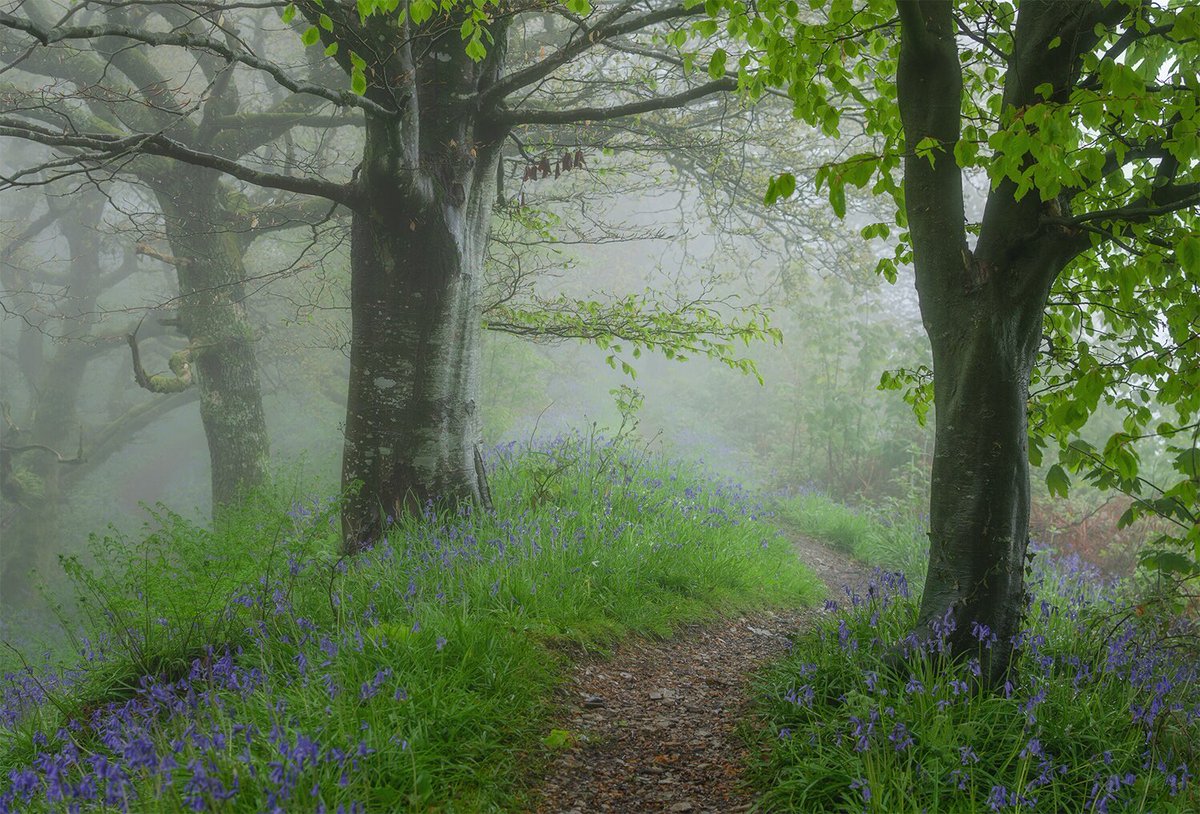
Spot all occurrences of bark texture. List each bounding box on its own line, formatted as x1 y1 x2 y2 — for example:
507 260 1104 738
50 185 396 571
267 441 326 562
896 0 1122 685
337 22 506 552
153 168 271 508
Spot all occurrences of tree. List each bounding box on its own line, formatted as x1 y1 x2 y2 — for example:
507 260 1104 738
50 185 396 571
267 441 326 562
0 1 753 553
743 0 1199 683
0 1 355 509
0 187 199 604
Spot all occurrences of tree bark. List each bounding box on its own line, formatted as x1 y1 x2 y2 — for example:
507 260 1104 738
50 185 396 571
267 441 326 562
913 267 1051 684
895 0 1112 686
340 118 500 553
153 167 270 508
327 10 509 553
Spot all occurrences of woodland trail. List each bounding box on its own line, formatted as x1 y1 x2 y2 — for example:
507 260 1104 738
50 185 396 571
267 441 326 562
530 533 871 813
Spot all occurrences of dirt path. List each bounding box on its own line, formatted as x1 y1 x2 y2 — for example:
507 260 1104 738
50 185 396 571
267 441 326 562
531 532 870 813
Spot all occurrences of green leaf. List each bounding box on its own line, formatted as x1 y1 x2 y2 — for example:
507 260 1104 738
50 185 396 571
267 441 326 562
765 172 796 205
1140 550 1200 576
543 729 577 750
465 36 487 61
319 13 334 31
1176 448 1200 479
829 181 846 218
1045 464 1070 498
914 135 940 168
708 48 728 79
351 67 367 96
1179 235 1200 275
840 153 876 188
324 41 339 57
301 26 320 47
281 3 297 24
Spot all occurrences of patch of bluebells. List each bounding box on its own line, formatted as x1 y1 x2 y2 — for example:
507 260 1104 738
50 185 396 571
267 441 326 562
1 632 380 812
2 435 786 812
762 553 1200 812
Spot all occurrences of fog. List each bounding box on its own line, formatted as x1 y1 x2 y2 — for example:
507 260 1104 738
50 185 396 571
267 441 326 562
0 2 1178 629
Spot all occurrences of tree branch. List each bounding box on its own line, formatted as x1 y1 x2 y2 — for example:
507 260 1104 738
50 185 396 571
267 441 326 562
0 118 360 207
1067 185 1200 226
479 1 695 108
499 77 738 126
0 12 397 119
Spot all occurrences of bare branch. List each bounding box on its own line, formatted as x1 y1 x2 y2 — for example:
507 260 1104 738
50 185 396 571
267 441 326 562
480 1 696 107
0 11 397 119
499 77 738 126
0 118 359 207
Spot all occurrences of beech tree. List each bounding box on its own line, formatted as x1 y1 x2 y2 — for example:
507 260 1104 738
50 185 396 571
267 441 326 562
0 1 757 552
0 188 200 603
0 3 355 508
736 0 1200 682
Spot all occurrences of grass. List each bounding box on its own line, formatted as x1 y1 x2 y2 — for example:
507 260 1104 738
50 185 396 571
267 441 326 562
0 433 821 812
774 491 929 582
754 496 1200 813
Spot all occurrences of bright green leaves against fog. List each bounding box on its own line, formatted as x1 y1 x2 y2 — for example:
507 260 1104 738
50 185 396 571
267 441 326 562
485 289 781 383
288 0 592 66
1012 1 1200 577
724 0 1200 574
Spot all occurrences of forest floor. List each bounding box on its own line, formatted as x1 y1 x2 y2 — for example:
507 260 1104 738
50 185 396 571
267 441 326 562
531 532 869 813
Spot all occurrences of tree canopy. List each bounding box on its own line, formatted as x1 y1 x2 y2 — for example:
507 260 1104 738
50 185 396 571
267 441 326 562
742 0 1199 575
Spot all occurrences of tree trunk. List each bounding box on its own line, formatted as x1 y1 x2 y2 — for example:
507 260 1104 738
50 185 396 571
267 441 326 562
154 169 270 508
339 118 500 553
0 352 87 606
1 194 100 606
913 265 1052 686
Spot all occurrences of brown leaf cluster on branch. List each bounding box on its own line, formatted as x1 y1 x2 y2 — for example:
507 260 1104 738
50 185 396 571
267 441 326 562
521 150 586 182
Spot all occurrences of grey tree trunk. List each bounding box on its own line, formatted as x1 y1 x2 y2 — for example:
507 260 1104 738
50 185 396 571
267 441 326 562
894 0 1085 687
153 168 270 508
340 117 500 552
1 195 101 604
913 271 1052 683
1 352 87 605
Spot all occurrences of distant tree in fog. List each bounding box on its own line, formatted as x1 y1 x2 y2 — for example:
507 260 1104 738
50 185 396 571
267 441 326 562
1 0 776 553
0 188 200 603
1 1 354 512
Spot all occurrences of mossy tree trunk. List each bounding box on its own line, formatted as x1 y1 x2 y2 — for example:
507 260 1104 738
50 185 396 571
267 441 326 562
0 195 102 604
152 168 270 508
339 44 505 552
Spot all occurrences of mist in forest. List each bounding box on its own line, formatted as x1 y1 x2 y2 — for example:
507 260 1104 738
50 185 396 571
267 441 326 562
2 4 1198 813
0 1 1182 621
0 126 927 606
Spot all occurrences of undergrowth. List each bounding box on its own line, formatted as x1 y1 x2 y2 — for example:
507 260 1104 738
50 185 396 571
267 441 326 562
756 499 1200 812
775 492 928 583
0 434 821 812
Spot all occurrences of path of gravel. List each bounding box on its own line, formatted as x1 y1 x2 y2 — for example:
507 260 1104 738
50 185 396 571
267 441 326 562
531 531 871 813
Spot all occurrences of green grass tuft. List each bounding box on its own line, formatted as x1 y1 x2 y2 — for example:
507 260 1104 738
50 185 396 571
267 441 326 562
752 501 1200 813
774 492 929 584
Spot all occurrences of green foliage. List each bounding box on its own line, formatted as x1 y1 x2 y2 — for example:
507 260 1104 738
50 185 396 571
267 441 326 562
484 287 782 383
719 0 1200 573
50 485 341 693
775 492 929 587
752 553 1200 812
1 439 820 811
